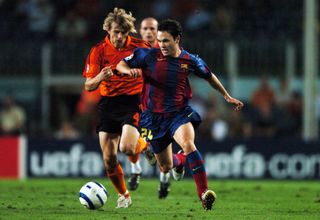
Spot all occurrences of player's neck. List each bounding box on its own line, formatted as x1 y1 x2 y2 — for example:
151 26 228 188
173 48 181 57
150 41 157 48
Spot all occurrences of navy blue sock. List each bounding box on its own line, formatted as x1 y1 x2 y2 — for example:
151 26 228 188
187 150 208 198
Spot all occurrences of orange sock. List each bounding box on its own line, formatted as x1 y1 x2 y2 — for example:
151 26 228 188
128 153 140 163
136 137 148 153
127 138 148 163
107 163 127 195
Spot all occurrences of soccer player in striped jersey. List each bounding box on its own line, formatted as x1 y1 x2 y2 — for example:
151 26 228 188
82 8 151 208
117 19 244 210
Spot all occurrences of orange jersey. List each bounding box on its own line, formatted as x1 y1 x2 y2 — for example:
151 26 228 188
83 35 150 97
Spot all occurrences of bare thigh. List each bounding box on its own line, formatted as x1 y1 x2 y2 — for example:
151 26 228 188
119 124 140 155
99 131 120 171
173 122 197 154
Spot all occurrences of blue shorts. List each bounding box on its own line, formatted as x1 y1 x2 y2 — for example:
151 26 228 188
139 106 201 154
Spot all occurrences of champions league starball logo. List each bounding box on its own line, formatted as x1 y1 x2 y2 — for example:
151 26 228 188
124 53 134 61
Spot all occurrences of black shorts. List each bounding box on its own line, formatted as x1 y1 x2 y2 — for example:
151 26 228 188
96 94 141 134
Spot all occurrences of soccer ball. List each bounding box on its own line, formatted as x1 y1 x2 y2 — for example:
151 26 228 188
79 181 108 209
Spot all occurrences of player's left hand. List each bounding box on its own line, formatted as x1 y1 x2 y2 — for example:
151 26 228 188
224 95 244 111
130 68 141 78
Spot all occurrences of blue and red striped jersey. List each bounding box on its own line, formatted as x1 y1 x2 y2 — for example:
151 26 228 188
124 48 212 113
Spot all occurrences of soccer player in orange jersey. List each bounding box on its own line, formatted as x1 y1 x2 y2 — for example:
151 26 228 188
82 8 150 208
140 17 159 48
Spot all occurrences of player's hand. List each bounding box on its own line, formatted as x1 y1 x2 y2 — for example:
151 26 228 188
130 68 141 78
224 95 244 111
101 66 113 80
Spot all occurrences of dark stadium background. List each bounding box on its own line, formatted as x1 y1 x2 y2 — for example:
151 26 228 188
0 0 319 180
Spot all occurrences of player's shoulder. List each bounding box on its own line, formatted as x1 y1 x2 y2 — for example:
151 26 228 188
89 40 106 54
134 47 158 56
181 50 198 59
130 36 152 48
180 50 203 63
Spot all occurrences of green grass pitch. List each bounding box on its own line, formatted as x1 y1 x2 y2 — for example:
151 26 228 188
0 178 319 220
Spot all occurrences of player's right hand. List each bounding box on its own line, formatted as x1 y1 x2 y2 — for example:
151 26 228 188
101 66 113 80
130 68 141 78
224 95 244 111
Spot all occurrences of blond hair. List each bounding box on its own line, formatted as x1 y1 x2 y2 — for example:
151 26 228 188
103 8 137 33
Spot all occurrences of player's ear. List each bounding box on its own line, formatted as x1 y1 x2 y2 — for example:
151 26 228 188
175 35 181 44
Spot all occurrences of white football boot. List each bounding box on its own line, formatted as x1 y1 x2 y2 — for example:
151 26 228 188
116 191 132 208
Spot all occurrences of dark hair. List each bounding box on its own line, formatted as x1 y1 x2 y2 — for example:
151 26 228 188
158 19 183 40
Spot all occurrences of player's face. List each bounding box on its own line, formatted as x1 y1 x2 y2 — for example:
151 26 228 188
108 22 130 49
140 19 158 45
158 31 179 57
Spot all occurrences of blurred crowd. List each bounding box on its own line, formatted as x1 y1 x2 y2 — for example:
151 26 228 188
0 0 303 43
0 0 315 140
194 75 304 141
0 75 308 140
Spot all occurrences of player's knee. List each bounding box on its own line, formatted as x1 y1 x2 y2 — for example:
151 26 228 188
180 140 196 154
103 155 117 170
159 164 173 173
119 143 136 155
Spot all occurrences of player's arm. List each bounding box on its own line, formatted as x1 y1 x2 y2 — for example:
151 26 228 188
194 55 244 110
116 48 150 77
206 73 244 111
84 66 113 91
116 61 141 78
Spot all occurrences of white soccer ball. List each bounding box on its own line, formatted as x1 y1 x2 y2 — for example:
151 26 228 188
79 181 108 209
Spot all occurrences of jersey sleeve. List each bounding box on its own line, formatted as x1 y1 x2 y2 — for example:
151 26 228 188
82 46 102 78
123 48 150 68
193 55 212 79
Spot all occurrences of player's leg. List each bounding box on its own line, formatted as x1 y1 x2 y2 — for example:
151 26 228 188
127 160 142 190
114 96 148 189
152 140 187 198
154 143 173 173
121 125 149 159
119 124 145 190
154 143 186 197
149 135 172 199
159 171 170 199
96 96 134 208
99 131 131 208
119 124 141 155
171 143 187 181
153 143 172 198
173 122 216 210
127 140 156 190
157 143 171 199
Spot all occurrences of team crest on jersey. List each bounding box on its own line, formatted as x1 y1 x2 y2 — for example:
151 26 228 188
180 64 188 70
124 53 134 61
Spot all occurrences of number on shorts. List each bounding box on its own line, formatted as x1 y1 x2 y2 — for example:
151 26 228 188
141 128 153 140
